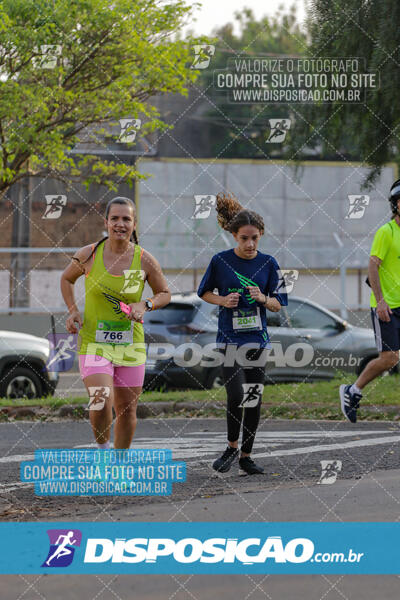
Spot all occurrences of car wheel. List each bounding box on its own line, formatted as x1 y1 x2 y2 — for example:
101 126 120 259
205 369 224 389
0 367 43 399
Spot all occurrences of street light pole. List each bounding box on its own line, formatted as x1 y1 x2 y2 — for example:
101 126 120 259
333 232 348 319
10 174 31 308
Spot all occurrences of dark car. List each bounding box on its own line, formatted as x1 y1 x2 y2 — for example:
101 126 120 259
143 293 221 390
143 293 379 390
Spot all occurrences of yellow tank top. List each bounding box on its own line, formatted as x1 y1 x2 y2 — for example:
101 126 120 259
78 241 146 366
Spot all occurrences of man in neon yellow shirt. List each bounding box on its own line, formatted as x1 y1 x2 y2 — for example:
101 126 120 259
340 179 400 422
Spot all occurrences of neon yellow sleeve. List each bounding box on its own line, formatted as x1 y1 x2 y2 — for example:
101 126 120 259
370 225 392 261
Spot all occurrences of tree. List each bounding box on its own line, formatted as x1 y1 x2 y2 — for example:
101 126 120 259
0 0 207 199
288 0 400 186
193 6 307 159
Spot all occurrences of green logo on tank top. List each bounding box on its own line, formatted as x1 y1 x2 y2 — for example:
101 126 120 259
234 271 257 304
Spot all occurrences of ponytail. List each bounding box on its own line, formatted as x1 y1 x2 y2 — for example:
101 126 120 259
216 191 265 235
216 192 243 231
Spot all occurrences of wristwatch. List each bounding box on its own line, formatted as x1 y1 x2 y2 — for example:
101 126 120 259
144 298 154 312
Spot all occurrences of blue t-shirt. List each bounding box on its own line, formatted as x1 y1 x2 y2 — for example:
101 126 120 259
197 249 288 348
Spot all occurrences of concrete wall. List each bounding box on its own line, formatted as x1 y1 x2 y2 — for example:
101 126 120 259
0 268 374 314
0 159 396 315
137 158 396 272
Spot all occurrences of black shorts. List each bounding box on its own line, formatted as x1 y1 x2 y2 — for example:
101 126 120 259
370 307 400 352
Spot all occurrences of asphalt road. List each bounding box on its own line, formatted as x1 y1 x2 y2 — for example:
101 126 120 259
2 418 400 598
55 371 86 398
1 418 400 519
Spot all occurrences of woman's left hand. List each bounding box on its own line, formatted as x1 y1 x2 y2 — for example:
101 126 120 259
126 301 146 322
246 286 266 304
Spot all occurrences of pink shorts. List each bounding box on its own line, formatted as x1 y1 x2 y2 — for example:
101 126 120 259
79 355 145 387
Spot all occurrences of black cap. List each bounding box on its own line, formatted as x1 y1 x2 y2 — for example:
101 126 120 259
389 179 400 214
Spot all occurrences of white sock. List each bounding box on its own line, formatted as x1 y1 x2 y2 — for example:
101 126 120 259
349 384 362 396
97 441 110 450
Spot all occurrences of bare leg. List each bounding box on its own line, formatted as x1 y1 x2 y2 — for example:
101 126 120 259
82 373 113 444
113 386 142 449
356 350 399 390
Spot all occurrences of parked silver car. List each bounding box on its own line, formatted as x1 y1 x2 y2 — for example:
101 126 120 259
0 331 59 398
264 296 378 383
143 293 379 389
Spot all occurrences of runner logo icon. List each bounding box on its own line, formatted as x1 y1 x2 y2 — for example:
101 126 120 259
88 386 110 411
121 269 145 293
119 118 141 143
274 269 299 294
33 45 62 69
42 529 82 567
46 333 77 372
345 195 370 219
190 45 215 69
318 460 342 485
239 383 264 408
42 195 67 219
192 195 216 219
267 118 291 143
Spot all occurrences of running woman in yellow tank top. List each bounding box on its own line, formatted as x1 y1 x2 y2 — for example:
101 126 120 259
60 197 171 449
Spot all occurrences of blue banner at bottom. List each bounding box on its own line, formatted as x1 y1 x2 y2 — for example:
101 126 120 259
0 522 398 574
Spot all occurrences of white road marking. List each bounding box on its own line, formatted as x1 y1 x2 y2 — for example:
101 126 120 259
253 435 400 459
0 454 37 464
187 430 397 438
0 435 400 494
0 482 32 493
0 430 397 464
1 431 399 494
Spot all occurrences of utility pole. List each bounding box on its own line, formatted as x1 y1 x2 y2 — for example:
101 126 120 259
333 232 348 320
10 175 31 307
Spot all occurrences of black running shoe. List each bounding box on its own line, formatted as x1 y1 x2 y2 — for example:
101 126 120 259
239 456 264 475
339 384 362 423
212 446 239 473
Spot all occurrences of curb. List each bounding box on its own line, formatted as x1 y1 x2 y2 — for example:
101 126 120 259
1 402 399 420
0 401 224 420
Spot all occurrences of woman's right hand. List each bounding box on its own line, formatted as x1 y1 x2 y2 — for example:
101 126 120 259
221 292 240 308
66 310 83 333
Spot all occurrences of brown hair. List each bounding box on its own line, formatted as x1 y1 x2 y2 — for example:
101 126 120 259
75 197 138 266
216 192 265 235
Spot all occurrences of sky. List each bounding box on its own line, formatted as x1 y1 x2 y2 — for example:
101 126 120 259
181 0 308 36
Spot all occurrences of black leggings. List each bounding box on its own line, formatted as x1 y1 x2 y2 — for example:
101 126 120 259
222 347 266 454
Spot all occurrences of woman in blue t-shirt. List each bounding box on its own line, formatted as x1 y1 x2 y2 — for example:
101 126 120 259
197 192 287 475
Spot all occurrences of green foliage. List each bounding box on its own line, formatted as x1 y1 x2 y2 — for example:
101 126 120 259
0 0 207 196
194 6 307 159
288 0 400 186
